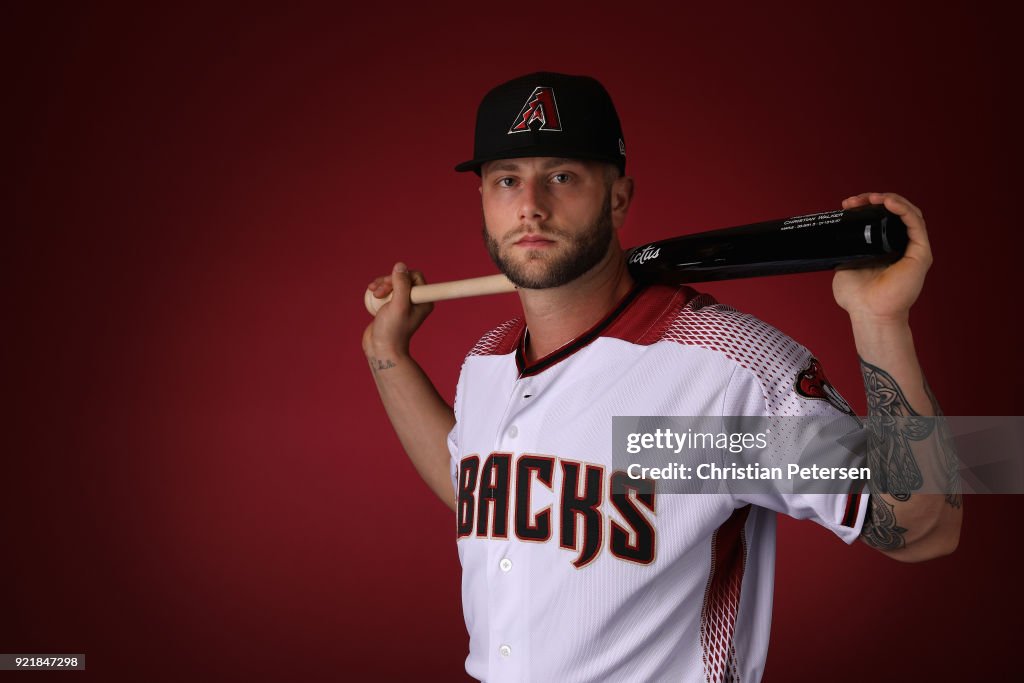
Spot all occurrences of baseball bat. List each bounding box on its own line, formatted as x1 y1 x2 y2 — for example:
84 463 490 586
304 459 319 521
364 204 908 315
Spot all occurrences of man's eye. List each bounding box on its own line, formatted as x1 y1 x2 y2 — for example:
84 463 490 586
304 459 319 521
497 177 516 188
551 173 571 184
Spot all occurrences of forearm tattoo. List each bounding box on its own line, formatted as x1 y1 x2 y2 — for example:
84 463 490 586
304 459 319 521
859 358 918 550
368 356 397 373
858 358 962 550
861 358 928 503
925 379 963 509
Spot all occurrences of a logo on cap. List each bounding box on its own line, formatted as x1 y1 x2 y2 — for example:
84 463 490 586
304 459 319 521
509 87 562 134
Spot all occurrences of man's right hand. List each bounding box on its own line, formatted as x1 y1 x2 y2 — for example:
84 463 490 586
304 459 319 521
361 262 455 512
362 262 435 363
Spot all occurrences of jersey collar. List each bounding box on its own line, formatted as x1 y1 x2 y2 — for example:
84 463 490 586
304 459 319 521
515 282 647 377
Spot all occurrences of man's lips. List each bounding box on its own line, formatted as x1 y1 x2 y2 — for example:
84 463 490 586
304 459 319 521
514 234 556 247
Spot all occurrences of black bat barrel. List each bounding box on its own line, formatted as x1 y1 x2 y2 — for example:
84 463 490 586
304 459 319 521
624 204 909 284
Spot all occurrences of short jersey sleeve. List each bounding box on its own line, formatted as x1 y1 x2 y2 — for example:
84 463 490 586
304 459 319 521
447 425 459 499
448 363 466 499
723 344 870 544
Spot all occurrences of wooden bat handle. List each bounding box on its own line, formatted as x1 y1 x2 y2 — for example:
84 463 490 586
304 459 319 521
364 273 517 315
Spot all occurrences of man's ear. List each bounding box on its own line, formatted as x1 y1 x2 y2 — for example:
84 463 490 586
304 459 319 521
610 175 635 228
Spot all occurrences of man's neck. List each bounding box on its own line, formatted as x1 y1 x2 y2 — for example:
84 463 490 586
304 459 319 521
518 248 635 363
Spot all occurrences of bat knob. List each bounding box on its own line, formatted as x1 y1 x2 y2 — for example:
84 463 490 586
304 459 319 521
364 288 393 316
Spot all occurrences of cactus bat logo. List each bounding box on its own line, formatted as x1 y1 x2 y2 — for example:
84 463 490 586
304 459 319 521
629 245 661 265
509 87 562 134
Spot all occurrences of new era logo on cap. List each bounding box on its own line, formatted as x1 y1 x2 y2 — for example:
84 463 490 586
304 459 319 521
509 87 562 134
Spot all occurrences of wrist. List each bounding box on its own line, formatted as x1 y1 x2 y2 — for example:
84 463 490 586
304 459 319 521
364 341 410 362
849 314 916 364
847 309 911 332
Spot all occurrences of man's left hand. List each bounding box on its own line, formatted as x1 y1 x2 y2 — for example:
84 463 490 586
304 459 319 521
833 192 932 325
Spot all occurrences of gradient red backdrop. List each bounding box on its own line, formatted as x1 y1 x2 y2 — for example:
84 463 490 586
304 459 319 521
5 2 1021 681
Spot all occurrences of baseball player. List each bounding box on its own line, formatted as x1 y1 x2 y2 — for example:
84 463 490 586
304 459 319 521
362 72 961 682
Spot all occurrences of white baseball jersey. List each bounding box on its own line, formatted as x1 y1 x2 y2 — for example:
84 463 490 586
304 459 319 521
447 283 869 683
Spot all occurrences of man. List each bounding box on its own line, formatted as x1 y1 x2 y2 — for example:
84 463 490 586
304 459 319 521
362 72 961 682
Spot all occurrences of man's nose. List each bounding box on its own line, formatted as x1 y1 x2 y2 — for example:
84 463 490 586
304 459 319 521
517 178 550 223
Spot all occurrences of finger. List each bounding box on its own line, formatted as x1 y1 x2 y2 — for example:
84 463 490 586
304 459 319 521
841 194 930 266
877 192 923 220
865 192 922 219
897 208 932 268
866 197 931 267
873 195 930 257
410 270 428 286
846 192 923 219
841 193 883 211
842 193 872 207
368 275 394 298
389 262 413 311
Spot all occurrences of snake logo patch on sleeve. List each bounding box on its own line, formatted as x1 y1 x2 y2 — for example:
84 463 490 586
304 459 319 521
795 357 854 415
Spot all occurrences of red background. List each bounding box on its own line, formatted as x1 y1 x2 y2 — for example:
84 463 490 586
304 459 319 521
5 2 1021 681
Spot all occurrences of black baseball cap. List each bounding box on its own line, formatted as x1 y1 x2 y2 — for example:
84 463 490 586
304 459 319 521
454 71 626 175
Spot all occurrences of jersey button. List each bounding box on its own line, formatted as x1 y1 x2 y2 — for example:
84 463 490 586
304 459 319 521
499 558 512 572
499 644 512 658
507 425 518 438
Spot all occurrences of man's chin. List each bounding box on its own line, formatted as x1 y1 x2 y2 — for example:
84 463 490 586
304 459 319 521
502 272 559 290
500 259 586 290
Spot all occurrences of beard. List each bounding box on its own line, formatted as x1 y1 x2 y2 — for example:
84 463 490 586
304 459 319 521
482 193 614 289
